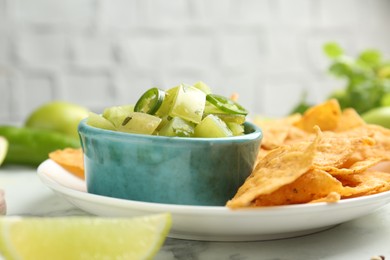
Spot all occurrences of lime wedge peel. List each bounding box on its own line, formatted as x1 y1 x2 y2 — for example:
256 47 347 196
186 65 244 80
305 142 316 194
0 136 8 166
0 213 172 260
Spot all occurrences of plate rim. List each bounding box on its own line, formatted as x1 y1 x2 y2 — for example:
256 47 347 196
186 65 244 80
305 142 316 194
37 159 390 217
37 159 390 241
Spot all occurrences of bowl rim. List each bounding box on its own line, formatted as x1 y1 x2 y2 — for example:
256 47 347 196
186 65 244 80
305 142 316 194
78 118 262 144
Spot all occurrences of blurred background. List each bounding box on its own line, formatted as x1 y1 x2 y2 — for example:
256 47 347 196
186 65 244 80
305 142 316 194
1 0 390 124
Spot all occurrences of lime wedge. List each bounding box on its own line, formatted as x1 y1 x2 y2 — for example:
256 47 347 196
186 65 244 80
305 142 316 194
0 213 171 260
0 136 8 166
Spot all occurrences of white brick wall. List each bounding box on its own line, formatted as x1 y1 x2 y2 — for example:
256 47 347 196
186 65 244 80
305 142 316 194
1 0 390 123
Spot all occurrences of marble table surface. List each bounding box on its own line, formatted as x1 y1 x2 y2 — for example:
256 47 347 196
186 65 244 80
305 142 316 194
1 164 390 260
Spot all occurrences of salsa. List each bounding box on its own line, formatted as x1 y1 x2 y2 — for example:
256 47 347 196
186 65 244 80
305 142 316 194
87 82 249 138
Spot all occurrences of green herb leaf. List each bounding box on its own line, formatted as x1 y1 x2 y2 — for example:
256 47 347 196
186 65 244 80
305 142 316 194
358 49 382 68
328 61 352 77
323 42 344 59
290 42 390 117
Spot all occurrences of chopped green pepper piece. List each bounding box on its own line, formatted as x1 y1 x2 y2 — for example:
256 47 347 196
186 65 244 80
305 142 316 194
0 126 80 166
206 94 248 115
134 88 165 115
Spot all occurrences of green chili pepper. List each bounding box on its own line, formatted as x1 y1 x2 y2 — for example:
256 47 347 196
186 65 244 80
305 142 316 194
206 94 248 115
0 126 81 167
134 88 165 115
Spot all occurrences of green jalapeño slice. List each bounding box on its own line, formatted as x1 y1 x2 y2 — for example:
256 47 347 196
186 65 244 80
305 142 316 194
206 94 248 115
134 88 165 115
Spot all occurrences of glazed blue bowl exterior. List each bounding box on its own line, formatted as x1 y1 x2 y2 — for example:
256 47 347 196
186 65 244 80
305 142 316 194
78 119 262 206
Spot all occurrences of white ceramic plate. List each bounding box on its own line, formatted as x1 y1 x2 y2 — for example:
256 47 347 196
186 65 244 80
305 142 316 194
37 159 390 242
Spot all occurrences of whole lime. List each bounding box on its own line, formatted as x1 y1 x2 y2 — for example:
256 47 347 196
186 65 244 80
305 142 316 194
361 106 390 129
25 101 89 139
380 93 390 107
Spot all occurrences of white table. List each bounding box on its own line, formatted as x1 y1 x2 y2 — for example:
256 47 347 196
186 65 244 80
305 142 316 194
1 165 389 260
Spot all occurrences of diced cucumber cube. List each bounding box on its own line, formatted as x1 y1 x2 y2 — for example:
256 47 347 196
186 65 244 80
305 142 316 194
87 112 116 131
169 84 206 124
207 113 246 124
227 122 245 136
117 112 162 135
102 105 134 128
193 81 212 94
158 117 195 137
155 115 171 132
194 114 233 138
156 86 180 117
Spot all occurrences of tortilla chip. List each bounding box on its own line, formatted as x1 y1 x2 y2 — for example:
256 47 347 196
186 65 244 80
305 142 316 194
293 99 341 133
254 169 343 206
49 148 84 179
226 127 321 208
228 99 390 209
255 115 301 150
309 192 341 203
335 108 366 132
338 171 390 198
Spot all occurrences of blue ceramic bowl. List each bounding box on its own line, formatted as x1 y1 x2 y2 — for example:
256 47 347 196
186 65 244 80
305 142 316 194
78 119 262 206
